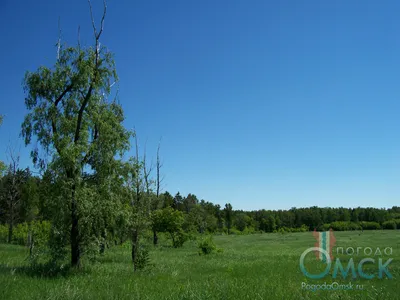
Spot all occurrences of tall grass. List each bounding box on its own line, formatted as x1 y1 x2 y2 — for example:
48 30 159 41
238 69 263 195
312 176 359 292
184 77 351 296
0 230 399 299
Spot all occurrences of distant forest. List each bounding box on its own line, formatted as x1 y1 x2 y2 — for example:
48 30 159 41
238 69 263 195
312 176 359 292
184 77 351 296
1 166 399 247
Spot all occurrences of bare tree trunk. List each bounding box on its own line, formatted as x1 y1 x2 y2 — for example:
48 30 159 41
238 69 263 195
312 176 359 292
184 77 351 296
8 221 13 244
6 148 19 244
153 229 158 246
131 134 141 270
131 229 139 271
153 140 163 246
99 228 106 254
70 183 81 268
156 141 162 199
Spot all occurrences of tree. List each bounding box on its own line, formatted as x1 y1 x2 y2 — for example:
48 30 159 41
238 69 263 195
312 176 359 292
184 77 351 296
266 215 276 232
2 150 22 243
224 203 233 234
183 193 198 214
161 191 174 208
214 204 224 231
21 0 131 267
235 212 253 231
0 115 5 177
152 139 163 245
151 207 185 248
173 192 183 211
126 135 151 271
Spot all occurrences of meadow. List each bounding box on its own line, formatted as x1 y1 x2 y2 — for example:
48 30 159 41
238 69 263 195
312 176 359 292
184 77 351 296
0 230 399 300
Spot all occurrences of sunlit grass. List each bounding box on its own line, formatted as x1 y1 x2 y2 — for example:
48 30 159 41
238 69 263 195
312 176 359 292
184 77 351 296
0 230 399 299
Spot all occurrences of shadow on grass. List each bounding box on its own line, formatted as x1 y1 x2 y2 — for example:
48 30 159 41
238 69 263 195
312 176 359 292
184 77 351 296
0 261 91 278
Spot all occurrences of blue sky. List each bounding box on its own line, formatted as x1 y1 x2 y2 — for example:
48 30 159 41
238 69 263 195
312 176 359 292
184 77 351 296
0 0 399 211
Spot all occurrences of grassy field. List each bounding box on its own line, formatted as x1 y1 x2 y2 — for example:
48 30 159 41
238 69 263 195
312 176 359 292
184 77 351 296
0 230 399 299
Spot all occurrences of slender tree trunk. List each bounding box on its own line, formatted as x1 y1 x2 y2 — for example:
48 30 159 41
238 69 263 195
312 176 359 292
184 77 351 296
170 232 175 247
131 229 139 271
153 229 158 246
27 222 32 248
99 227 107 254
70 185 81 267
28 222 34 257
8 220 13 244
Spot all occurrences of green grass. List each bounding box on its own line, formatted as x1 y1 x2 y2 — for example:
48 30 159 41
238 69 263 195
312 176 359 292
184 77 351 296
0 230 399 299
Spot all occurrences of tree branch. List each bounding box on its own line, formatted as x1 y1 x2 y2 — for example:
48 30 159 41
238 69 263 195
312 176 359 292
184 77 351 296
54 83 73 107
88 0 107 42
74 86 93 144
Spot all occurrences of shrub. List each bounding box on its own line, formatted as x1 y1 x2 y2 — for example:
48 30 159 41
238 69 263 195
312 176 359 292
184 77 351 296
198 235 217 255
360 221 381 230
0 221 51 246
328 221 361 231
242 226 256 234
0 225 8 243
382 220 397 230
171 229 188 248
273 225 309 233
134 246 151 270
229 228 243 235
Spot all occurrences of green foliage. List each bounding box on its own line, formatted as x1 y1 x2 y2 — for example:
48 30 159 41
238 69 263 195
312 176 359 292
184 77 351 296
0 220 50 246
197 235 216 255
322 221 361 231
0 225 7 242
21 28 132 266
234 213 253 231
171 229 188 248
382 220 397 229
360 221 381 230
224 203 232 234
134 246 151 270
273 225 309 233
228 228 245 235
151 207 187 247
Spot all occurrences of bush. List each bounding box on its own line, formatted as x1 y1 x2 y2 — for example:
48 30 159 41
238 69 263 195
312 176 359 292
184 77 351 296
242 226 256 234
328 221 361 231
0 225 8 242
229 228 243 235
171 229 188 248
134 246 151 270
273 225 309 233
360 221 381 230
198 235 217 255
382 220 397 230
0 221 51 246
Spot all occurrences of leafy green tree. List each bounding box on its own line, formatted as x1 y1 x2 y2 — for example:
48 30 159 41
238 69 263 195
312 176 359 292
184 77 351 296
122 149 152 270
161 191 174 208
182 193 198 213
224 203 233 234
267 215 277 232
234 212 253 231
21 1 131 267
0 158 32 243
215 204 224 231
151 207 185 247
173 192 183 211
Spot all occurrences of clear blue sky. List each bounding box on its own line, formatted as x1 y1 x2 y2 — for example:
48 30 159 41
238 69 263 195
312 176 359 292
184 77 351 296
0 0 399 211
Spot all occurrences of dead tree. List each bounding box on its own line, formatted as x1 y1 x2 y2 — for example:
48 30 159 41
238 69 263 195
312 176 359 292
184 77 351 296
5 147 21 244
152 139 164 246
